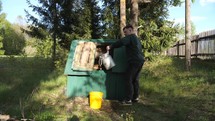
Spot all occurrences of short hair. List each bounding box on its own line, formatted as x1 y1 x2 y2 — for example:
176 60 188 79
123 24 133 30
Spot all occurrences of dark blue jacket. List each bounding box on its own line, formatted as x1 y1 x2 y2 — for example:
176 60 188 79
110 34 144 64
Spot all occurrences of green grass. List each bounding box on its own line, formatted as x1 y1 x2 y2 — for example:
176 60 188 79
0 56 215 121
139 57 215 121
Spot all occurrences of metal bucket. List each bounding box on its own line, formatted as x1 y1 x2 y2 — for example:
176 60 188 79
99 51 115 70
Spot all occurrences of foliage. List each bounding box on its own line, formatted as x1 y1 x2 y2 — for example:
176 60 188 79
191 0 195 3
100 0 183 60
25 0 61 37
0 9 29 56
24 0 105 70
0 10 5 55
35 37 53 58
34 111 55 121
29 36 67 70
25 0 62 64
0 0 2 12
177 21 197 40
54 44 68 70
83 0 102 39
23 38 37 56
139 20 180 60
137 0 183 60
23 0 185 61
0 14 26 55
25 0 103 50
101 0 121 39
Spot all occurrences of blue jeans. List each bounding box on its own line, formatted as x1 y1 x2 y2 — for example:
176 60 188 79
125 62 143 100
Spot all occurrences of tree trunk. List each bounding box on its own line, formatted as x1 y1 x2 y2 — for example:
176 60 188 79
120 0 126 37
52 3 57 69
52 32 56 69
130 0 138 36
185 0 191 71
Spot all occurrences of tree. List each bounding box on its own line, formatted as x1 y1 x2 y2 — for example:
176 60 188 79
137 0 182 59
25 0 106 69
79 0 102 39
100 0 183 60
0 17 26 55
25 0 103 47
0 0 2 12
0 0 4 55
177 21 196 40
88 0 103 39
130 0 138 35
185 0 195 71
57 0 75 48
0 0 26 55
24 0 183 61
120 0 126 37
25 0 70 67
101 0 120 39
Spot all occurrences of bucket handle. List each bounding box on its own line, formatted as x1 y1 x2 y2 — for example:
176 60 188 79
99 56 103 67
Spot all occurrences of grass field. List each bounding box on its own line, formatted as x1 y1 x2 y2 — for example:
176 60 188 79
0 56 215 121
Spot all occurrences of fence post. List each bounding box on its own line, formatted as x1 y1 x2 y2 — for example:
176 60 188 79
195 39 198 58
177 41 179 58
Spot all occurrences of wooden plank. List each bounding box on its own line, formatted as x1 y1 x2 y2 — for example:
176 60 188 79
198 40 204 54
204 39 209 54
208 39 215 53
191 41 195 55
166 29 215 59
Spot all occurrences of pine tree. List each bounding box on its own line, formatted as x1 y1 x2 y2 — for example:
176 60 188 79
101 0 120 39
25 0 63 67
138 0 182 58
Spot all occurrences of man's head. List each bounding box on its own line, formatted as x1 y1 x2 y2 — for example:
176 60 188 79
123 25 134 36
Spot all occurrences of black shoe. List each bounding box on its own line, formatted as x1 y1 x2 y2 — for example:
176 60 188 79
120 100 132 105
132 98 139 103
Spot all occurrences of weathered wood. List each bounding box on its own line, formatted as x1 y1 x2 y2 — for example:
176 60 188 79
166 29 215 59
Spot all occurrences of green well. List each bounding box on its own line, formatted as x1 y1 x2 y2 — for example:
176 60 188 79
64 39 128 100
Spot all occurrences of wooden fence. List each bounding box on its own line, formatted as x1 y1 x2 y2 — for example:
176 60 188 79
165 29 215 59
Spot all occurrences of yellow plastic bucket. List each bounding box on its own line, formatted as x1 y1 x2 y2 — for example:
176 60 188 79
89 91 103 109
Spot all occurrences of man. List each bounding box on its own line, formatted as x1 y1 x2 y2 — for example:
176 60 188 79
106 24 144 105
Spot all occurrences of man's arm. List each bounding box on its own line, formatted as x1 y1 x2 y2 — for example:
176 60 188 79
106 36 130 50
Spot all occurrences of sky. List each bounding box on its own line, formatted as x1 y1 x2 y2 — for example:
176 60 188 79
1 0 38 23
1 0 215 34
168 0 215 34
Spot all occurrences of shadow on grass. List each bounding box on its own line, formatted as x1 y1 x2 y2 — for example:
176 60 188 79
107 91 215 121
67 115 80 121
108 100 173 121
0 56 54 117
171 57 215 84
130 57 215 121
164 57 215 73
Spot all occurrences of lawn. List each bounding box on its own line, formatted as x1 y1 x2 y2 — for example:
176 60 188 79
0 56 215 121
